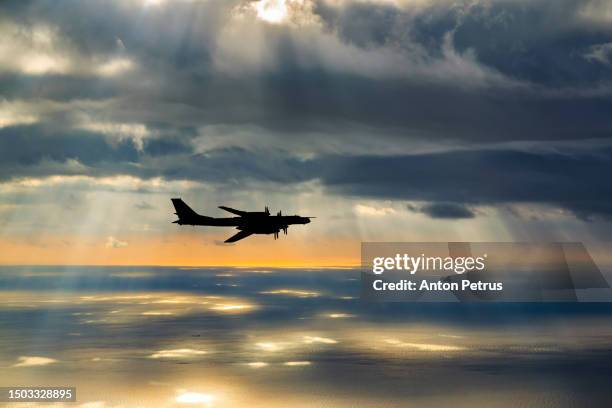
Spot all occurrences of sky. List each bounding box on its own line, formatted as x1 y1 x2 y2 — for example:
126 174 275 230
1 0 612 266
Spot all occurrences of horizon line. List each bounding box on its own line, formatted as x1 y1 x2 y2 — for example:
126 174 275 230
0 262 360 269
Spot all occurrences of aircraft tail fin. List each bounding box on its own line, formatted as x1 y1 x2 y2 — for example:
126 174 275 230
171 198 204 225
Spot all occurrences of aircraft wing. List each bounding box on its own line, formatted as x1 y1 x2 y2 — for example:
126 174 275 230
224 230 253 243
219 206 247 216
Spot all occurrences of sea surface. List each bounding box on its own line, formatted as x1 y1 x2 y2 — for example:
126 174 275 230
2 266 612 407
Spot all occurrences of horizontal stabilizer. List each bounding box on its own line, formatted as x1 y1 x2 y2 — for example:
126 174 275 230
219 206 247 216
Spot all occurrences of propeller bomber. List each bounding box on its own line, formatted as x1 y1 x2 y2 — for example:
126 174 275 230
171 199 314 243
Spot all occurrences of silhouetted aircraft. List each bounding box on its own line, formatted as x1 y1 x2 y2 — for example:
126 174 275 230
171 198 313 243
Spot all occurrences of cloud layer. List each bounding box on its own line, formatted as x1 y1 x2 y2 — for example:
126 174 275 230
1 0 612 248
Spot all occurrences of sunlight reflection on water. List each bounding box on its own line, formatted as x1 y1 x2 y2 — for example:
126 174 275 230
2 266 612 407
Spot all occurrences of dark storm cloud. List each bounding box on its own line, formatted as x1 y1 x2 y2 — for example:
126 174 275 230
311 148 612 220
123 146 612 220
414 203 476 220
449 1 612 87
21 140 612 221
0 0 611 143
315 0 612 86
3 120 612 219
315 1 406 49
0 75 122 101
0 125 139 169
2 0 612 222
143 135 194 157
151 147 309 185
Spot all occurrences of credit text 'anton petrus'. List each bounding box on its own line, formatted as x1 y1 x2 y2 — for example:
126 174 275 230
370 254 503 292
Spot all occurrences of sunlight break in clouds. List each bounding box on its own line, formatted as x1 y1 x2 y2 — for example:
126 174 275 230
96 57 135 77
13 356 58 367
0 175 201 194
251 0 315 25
0 22 135 77
354 204 397 216
0 100 39 128
106 236 128 248
78 120 149 151
253 0 290 24
0 23 69 75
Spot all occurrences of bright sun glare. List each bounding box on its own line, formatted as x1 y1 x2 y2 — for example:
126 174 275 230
176 391 216 405
254 0 289 24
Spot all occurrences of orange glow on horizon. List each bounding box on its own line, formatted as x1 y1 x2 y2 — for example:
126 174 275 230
0 233 360 267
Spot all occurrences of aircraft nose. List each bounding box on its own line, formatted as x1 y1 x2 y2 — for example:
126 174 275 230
305 218 311 224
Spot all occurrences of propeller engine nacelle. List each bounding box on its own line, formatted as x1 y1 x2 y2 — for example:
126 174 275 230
273 226 288 240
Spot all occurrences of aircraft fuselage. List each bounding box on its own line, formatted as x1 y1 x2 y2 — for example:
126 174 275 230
171 198 312 243
177 214 309 229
